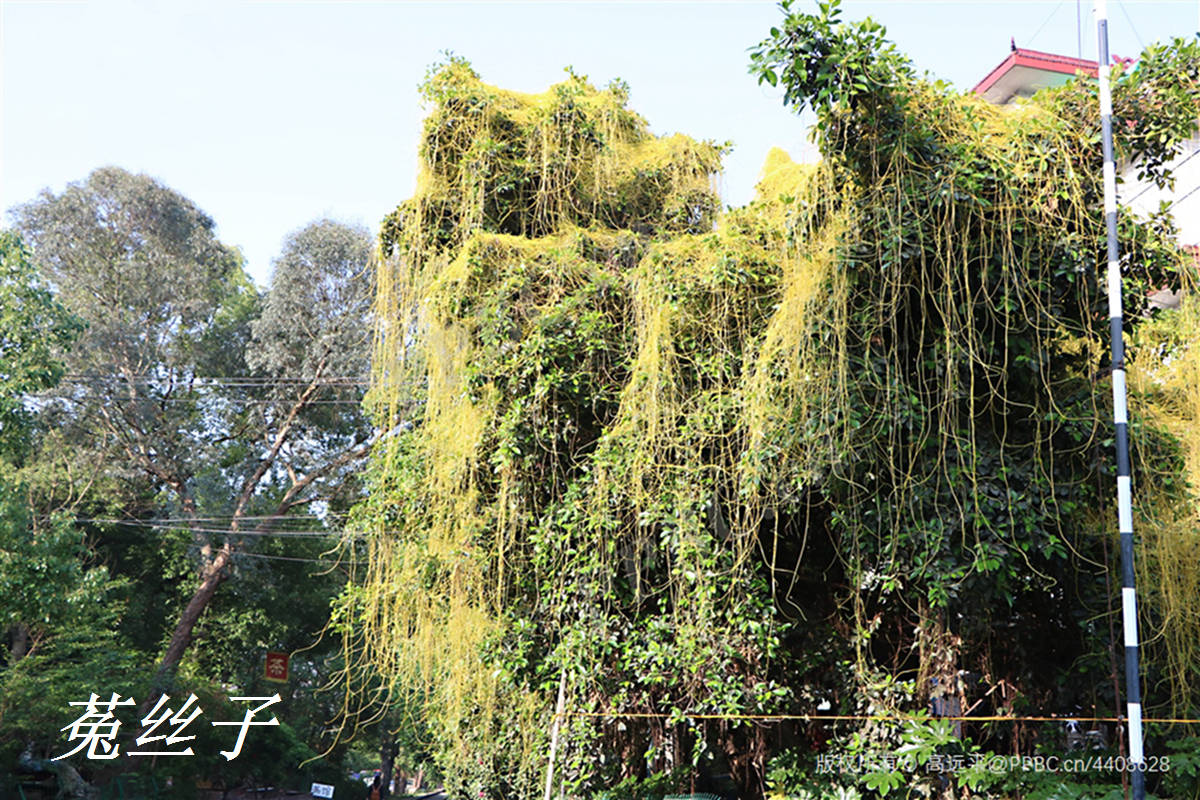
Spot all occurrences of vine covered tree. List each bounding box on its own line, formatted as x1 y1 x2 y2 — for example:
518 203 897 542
349 15 1200 799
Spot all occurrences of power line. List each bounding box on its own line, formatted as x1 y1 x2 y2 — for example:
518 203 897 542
559 710 1200 724
1122 146 1200 205
77 520 350 537
64 375 370 382
85 514 346 522
49 374 375 403
1026 0 1065 49
1115 0 1147 50
92 524 350 538
75 518 368 562
1170 180 1200 207
63 397 369 405
76 517 399 540
235 551 365 566
60 375 371 387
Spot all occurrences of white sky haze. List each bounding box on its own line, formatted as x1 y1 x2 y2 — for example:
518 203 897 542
3 0 1196 285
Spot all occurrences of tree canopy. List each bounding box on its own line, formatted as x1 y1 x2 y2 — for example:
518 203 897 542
5 8 1200 799
346 13 1200 800
0 231 84 460
5 171 377 794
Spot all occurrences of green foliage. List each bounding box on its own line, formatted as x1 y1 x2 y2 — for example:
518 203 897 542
246 218 376 504
356 18 1199 800
0 226 141 774
6 168 373 791
0 230 83 460
1046 35 1200 189
10 166 368 676
350 61 733 797
11 167 246 383
380 57 724 259
748 0 1198 738
10 166 253 511
0 624 141 759
251 218 374 387
1115 35 1200 186
749 0 913 117
0 486 138 766
763 722 1200 800
590 769 686 800
1161 735 1200 797
0 495 113 638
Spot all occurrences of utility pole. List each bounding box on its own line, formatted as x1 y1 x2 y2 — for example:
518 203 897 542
1094 2 1146 798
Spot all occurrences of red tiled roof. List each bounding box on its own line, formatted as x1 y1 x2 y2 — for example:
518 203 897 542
973 48 1099 96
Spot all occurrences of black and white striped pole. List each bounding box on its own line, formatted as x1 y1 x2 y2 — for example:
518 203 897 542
1095 2 1146 797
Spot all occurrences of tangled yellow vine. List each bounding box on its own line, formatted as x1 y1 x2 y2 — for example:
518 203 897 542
334 38 1198 796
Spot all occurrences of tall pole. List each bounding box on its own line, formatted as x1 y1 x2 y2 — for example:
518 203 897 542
1094 3 1146 798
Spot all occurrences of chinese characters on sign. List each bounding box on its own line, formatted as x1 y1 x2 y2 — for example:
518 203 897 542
53 693 280 762
264 651 289 683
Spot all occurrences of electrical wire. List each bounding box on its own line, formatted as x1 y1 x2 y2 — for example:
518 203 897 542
559 710 1200 725
48 374 373 404
62 374 370 386
234 551 364 566
1122 147 1200 205
1170 180 1200 207
1025 0 1065 49
74 397 367 404
109 525 350 538
1115 0 1146 51
76 518 383 539
84 514 345 522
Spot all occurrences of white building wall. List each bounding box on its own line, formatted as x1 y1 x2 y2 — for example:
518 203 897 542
1122 133 1200 247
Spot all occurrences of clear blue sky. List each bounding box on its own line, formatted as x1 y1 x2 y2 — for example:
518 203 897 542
3 0 1196 286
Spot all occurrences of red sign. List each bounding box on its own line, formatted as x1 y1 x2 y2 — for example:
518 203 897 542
265 651 289 683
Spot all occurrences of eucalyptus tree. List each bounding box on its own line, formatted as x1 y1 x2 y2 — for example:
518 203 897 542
11 169 377 689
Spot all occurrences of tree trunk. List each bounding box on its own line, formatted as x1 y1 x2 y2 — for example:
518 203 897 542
380 726 398 800
9 622 29 661
151 542 233 688
19 752 98 800
134 366 374 723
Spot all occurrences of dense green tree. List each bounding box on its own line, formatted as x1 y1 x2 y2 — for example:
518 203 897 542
7 172 377 796
245 218 376 512
0 489 134 763
12 174 377 691
741 3 1198 794
252 219 374 382
0 231 83 460
11 167 256 683
0 228 87 664
0 230 134 795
